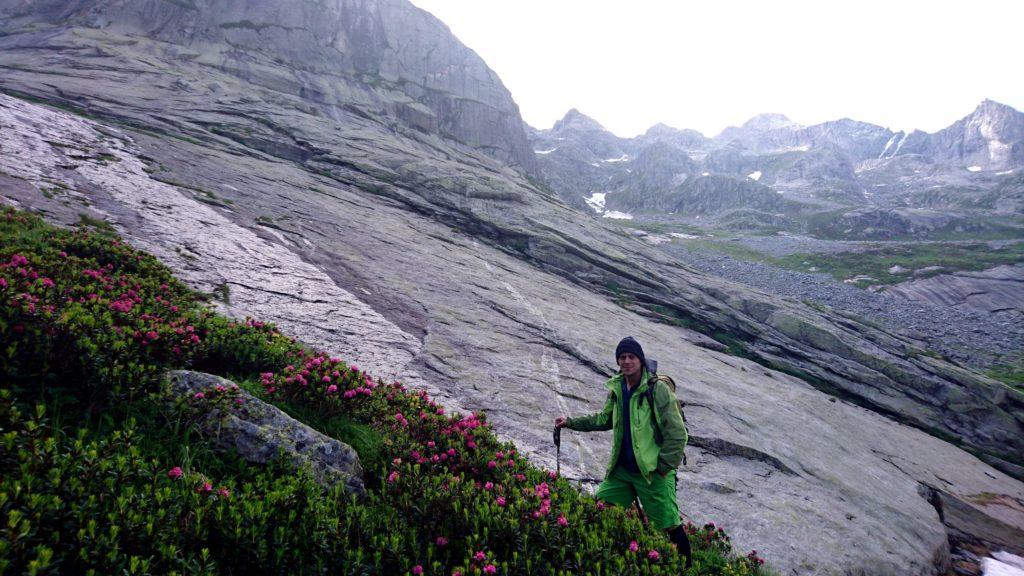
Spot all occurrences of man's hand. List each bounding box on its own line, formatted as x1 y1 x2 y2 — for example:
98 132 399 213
554 416 568 429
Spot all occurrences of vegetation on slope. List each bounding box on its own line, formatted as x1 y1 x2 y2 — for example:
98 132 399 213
775 241 1024 286
677 237 1024 287
0 207 769 575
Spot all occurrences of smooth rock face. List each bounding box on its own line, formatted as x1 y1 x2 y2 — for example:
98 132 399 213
887 265 1024 314
164 370 365 496
0 0 537 174
1 4 1023 573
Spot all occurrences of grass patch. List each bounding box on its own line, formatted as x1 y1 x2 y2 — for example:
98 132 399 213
211 282 231 304
986 362 1024 392
76 212 117 234
682 239 773 262
776 242 1024 286
608 219 705 236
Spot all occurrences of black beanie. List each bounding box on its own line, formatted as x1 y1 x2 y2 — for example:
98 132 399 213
615 336 646 368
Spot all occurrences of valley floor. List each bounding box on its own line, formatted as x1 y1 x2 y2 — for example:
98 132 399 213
659 239 1023 375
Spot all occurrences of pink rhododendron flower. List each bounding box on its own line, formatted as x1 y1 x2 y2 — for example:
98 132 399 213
167 467 183 479
194 392 205 399
557 515 568 527
483 565 496 574
496 496 506 506
484 482 493 490
387 471 400 483
629 541 639 552
435 536 448 547
473 551 486 562
412 566 423 575
196 482 212 493
326 384 338 393
218 487 230 498
487 460 497 469
648 550 660 561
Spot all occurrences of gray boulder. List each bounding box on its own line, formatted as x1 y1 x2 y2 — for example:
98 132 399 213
164 370 365 497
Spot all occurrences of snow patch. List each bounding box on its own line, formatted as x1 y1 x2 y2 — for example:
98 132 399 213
603 210 633 220
603 154 630 163
967 166 982 172
535 148 557 154
879 133 898 158
892 132 910 155
747 171 762 181
988 139 1011 164
669 232 700 239
701 172 709 176
590 162 600 167
996 170 1015 175
983 551 1024 576
584 192 606 213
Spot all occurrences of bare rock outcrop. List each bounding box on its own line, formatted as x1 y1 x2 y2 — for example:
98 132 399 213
0 0 537 174
887 265 1024 315
165 370 365 496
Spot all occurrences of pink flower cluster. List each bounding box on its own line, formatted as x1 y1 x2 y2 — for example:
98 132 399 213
467 551 496 573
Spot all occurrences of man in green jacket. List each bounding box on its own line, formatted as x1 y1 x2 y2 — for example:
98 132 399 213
554 336 692 566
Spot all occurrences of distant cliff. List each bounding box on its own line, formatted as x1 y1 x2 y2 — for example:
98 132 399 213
0 0 538 174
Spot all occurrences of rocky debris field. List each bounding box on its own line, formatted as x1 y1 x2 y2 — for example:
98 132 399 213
661 240 1023 371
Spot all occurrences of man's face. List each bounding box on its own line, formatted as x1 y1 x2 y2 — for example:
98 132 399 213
617 352 642 378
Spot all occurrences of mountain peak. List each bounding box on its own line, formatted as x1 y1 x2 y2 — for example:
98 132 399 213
644 122 705 138
740 113 797 131
552 108 607 133
970 99 1020 119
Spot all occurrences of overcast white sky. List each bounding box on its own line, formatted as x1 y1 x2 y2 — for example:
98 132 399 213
408 0 1023 138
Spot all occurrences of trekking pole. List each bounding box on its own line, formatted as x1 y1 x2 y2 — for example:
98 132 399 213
552 424 561 476
633 495 648 525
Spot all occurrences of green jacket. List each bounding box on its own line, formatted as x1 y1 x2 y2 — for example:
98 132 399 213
565 369 688 482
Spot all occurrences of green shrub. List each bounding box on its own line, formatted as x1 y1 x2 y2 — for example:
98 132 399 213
0 207 771 575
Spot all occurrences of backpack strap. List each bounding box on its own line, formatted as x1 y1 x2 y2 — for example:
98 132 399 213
641 381 665 445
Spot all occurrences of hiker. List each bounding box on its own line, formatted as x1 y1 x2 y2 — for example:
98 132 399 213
554 336 692 566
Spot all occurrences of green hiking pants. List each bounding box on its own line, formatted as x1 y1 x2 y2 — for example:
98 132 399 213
595 466 681 530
